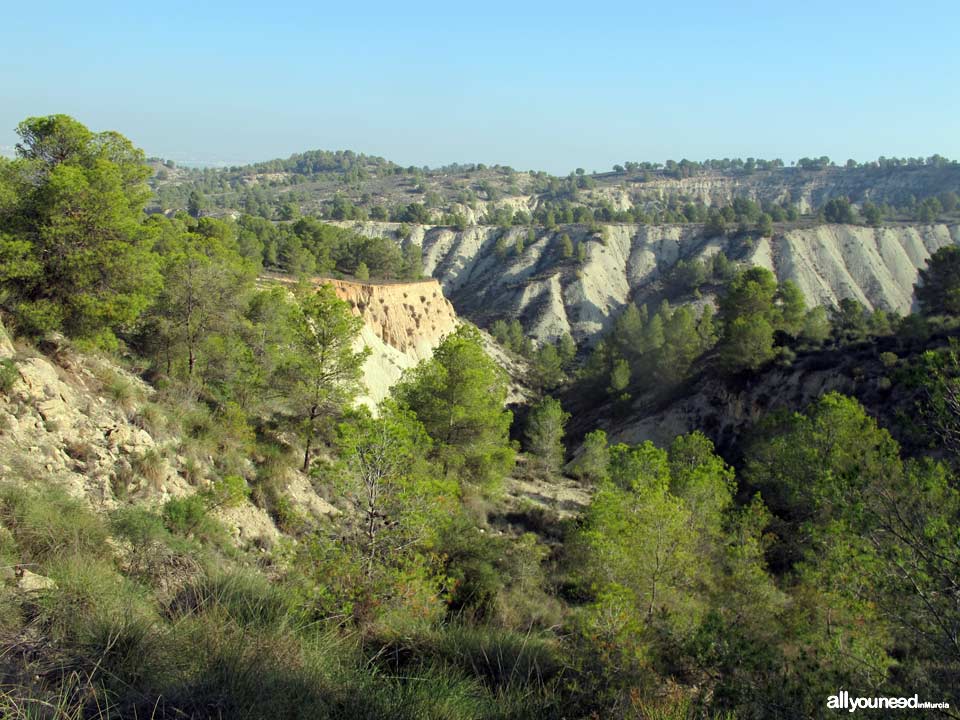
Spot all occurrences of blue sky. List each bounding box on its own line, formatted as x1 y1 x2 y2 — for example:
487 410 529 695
2 1 958 173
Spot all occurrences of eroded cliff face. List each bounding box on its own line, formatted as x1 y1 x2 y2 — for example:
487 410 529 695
339 221 960 345
328 278 457 359
326 278 460 406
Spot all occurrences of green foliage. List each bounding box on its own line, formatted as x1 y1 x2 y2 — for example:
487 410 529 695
607 357 630 397
334 400 456 579
524 396 570 474
0 484 110 564
830 297 869 342
756 212 773 236
0 358 18 393
161 494 210 536
532 342 564 389
567 429 609 483
822 196 854 223
916 245 960 316
590 299 717 398
490 318 532 356
719 315 775 371
394 325 514 492
716 267 810 372
862 200 884 225
0 115 162 342
799 305 831 345
570 433 738 680
277 283 369 470
744 393 960 705
144 221 259 380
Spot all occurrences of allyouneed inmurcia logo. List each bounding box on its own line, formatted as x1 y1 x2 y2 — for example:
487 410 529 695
827 691 950 712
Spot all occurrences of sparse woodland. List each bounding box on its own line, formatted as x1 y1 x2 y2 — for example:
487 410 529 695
1 116 960 719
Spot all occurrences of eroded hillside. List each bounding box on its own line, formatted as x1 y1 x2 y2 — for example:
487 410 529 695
0 321 335 549
328 278 458 405
339 221 960 344
265 276 530 407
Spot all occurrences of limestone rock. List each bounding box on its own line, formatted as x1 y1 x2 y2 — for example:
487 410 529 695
18 569 57 593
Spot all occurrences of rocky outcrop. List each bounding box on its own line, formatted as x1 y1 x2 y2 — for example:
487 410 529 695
0 323 334 549
325 278 460 406
340 221 960 346
746 224 958 313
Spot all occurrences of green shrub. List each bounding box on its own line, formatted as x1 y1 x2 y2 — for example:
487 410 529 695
162 494 208 536
132 401 168 437
181 404 214 440
880 351 899 368
98 368 140 411
110 505 171 547
0 359 19 394
376 624 563 694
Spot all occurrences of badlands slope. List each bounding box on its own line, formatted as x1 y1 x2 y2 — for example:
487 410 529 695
340 221 960 344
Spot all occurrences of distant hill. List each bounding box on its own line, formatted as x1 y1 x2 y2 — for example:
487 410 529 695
148 152 960 229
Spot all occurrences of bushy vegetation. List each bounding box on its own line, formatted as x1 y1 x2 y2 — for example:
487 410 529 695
2 114 960 718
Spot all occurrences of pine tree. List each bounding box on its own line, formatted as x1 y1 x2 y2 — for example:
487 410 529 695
280 284 369 471
394 325 514 491
0 114 162 342
524 396 571 474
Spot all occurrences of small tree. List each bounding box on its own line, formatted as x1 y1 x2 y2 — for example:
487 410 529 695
187 190 207 219
534 343 564 389
719 315 775 372
336 400 456 577
524 396 570 474
916 246 960 316
568 429 609 483
823 197 854 224
608 358 630 397
280 284 369 470
394 325 514 491
756 213 774 237
557 333 577 367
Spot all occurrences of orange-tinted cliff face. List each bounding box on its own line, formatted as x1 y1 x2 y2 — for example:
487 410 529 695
326 278 459 361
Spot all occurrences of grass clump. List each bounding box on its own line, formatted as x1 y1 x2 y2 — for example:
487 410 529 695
132 447 168 489
0 358 19 393
0 484 109 564
96 367 141 412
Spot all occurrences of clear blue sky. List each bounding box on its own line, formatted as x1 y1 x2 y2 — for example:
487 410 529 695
2 1 958 173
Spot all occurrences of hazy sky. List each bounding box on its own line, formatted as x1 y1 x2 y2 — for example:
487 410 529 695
2 1 958 173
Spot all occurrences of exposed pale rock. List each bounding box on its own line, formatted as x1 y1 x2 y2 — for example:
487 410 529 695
342 221 960 346
0 320 14 359
324 278 460 407
18 569 57 593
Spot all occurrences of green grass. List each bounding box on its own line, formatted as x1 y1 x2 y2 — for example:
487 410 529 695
0 484 110 564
